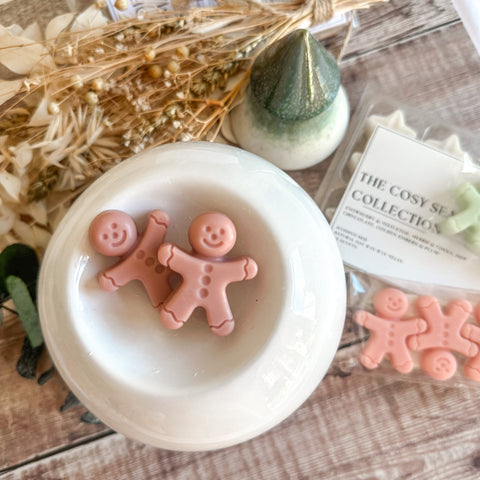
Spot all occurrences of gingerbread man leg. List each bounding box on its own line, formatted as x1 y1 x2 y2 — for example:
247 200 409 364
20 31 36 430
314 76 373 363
143 271 171 309
389 346 414 374
359 340 386 370
160 287 197 330
464 357 480 382
204 294 235 337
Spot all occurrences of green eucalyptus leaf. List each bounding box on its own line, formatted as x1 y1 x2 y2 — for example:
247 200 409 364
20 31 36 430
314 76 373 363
81 411 102 424
38 366 55 385
16 336 43 379
60 391 81 412
6 275 43 348
0 244 39 302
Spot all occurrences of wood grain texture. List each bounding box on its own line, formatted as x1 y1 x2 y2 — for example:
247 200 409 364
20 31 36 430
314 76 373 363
3 365 480 479
343 0 460 58
1 0 480 478
0 311 108 472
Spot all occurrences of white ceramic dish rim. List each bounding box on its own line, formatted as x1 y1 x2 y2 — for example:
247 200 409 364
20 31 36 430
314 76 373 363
38 142 346 451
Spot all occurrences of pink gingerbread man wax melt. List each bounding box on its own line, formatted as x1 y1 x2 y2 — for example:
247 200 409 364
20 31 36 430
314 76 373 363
407 296 478 381
407 296 477 357
157 211 258 336
353 288 427 373
89 209 172 309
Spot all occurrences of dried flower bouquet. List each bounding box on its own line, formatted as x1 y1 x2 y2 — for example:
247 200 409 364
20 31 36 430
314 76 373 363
0 0 386 253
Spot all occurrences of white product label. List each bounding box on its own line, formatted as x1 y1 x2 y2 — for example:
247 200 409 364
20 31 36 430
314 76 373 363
330 127 480 289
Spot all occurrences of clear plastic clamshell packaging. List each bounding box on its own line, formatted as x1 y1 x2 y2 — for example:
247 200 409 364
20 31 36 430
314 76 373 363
315 90 480 386
315 89 480 289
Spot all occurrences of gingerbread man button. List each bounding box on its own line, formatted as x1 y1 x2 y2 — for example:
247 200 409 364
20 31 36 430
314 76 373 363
157 212 258 336
353 288 427 373
89 209 172 309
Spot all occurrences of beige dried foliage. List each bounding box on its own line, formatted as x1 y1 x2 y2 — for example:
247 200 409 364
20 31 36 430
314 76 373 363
0 0 387 252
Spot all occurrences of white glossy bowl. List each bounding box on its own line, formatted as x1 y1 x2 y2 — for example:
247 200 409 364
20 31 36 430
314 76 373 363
38 142 346 451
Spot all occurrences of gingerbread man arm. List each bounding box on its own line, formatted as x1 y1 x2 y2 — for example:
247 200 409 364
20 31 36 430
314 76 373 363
462 323 480 344
157 243 192 275
137 210 170 250
99 261 133 291
415 295 442 325
353 310 384 330
402 317 428 335
220 256 258 282
439 183 480 235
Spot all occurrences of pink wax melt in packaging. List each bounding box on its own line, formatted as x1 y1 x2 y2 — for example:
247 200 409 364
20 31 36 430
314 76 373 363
346 271 480 386
314 88 480 387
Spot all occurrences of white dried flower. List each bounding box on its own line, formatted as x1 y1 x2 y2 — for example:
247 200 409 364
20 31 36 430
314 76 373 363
0 203 15 235
0 171 22 202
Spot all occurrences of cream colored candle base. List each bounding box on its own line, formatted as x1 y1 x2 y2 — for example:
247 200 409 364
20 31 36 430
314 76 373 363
229 86 349 171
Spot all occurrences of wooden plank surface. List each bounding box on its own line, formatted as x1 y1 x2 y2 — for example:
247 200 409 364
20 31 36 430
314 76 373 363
343 0 460 58
0 311 109 471
4 364 480 479
1 0 480 478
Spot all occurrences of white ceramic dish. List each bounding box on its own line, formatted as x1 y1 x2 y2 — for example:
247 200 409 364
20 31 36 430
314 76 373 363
38 142 346 451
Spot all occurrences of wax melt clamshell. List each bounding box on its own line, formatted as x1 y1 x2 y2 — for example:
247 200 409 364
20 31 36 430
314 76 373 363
315 89 480 217
38 142 346 451
346 271 480 387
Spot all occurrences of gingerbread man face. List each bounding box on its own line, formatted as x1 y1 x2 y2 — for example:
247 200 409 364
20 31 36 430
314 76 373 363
373 288 409 319
89 210 137 257
188 212 236 257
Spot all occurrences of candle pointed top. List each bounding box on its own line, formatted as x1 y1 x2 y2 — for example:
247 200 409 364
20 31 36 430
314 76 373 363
250 29 341 121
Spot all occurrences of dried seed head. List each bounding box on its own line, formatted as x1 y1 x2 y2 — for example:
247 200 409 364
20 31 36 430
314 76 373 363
167 60 180 74
27 166 59 202
144 47 156 62
165 103 180 118
176 45 189 58
91 78 105 92
147 27 158 38
70 74 83 89
190 78 211 97
115 0 129 10
85 91 99 105
148 64 162 79
47 101 60 115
